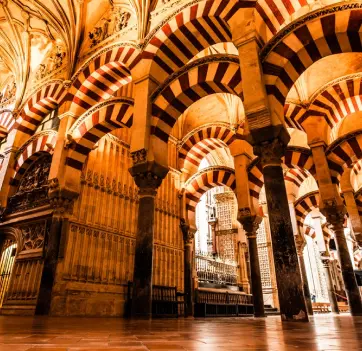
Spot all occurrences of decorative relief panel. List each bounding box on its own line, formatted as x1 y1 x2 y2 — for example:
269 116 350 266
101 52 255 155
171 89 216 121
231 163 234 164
8 154 52 213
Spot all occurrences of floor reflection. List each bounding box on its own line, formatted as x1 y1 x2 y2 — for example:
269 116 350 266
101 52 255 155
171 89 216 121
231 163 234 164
0 314 361 350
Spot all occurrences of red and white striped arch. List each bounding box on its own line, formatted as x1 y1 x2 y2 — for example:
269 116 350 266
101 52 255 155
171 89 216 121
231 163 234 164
294 190 320 231
185 166 236 212
15 82 67 136
144 0 253 83
326 129 362 184
285 76 362 130
66 98 134 171
248 146 315 208
151 57 242 146
179 123 244 174
304 225 316 239
0 110 14 138
69 45 141 117
12 131 57 184
262 7 362 121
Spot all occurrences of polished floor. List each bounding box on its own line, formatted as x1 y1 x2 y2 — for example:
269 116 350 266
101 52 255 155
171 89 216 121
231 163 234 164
0 314 361 351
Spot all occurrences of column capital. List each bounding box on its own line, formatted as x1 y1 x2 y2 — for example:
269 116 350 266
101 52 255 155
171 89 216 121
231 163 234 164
179 218 196 245
129 150 168 197
48 178 78 216
322 201 346 231
295 234 306 256
239 215 262 237
254 137 286 168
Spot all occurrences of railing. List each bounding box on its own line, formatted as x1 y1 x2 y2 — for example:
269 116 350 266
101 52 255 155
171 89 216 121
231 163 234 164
194 289 253 317
195 252 238 286
126 283 185 318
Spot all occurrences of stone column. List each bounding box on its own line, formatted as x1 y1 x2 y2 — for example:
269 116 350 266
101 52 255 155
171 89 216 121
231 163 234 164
240 215 265 317
180 218 195 317
321 254 339 313
254 138 308 322
326 208 362 316
343 190 362 245
295 236 313 316
129 156 168 318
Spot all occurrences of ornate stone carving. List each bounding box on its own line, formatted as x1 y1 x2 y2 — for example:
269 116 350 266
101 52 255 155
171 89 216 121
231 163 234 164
133 171 164 196
321 200 346 231
114 9 131 32
8 155 51 213
20 221 47 251
48 177 76 215
130 148 147 166
239 215 262 237
254 138 286 167
180 218 195 244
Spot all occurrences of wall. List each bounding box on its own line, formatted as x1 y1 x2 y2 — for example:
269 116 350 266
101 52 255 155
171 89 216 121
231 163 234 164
50 132 184 316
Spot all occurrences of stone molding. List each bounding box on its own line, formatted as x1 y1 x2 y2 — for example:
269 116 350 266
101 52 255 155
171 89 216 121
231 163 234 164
253 138 285 168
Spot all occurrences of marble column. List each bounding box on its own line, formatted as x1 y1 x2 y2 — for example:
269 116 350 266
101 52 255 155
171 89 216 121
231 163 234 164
180 219 195 317
129 157 168 318
240 216 265 317
326 209 362 316
254 138 308 322
321 254 339 313
295 237 313 316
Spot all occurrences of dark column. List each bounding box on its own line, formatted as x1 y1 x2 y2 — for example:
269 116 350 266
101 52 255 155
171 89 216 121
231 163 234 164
129 157 168 318
295 238 313 316
326 210 362 316
321 255 339 313
254 138 308 322
35 215 69 315
240 216 265 317
180 219 195 317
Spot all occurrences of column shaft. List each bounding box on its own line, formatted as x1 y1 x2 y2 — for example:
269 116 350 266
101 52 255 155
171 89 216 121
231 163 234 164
263 162 308 321
247 234 265 317
332 222 362 315
35 216 64 315
298 252 313 316
184 242 193 317
322 258 339 313
131 193 156 318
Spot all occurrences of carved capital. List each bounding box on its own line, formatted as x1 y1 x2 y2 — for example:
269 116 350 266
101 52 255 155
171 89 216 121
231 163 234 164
295 234 306 256
253 138 286 167
129 160 168 197
239 215 262 237
133 171 163 197
48 178 78 216
180 218 195 244
321 200 346 231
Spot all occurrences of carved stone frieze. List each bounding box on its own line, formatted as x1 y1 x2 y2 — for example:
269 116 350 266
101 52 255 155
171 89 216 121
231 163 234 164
130 148 147 166
48 177 77 215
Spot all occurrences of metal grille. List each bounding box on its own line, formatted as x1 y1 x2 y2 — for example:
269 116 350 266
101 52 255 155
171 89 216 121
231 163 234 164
0 240 16 307
256 220 272 288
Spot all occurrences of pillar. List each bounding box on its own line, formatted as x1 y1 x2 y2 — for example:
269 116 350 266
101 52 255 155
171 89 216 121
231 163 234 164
129 157 168 318
326 210 362 316
308 140 362 315
240 216 265 317
254 138 308 322
343 190 362 245
295 236 313 316
321 254 339 313
180 218 195 317
341 169 362 245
